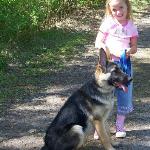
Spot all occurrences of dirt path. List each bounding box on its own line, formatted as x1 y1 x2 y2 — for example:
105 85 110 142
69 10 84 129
0 9 150 150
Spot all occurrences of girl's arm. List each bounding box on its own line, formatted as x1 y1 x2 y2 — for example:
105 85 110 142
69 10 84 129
95 30 107 50
126 36 138 57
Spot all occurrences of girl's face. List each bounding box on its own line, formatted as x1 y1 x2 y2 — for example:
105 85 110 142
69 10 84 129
109 0 128 23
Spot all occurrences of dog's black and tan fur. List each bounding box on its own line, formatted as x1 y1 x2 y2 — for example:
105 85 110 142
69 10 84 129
41 48 132 150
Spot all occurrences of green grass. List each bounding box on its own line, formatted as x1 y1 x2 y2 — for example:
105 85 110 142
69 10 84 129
0 27 93 113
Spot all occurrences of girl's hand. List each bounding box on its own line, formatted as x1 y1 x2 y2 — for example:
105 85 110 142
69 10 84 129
126 36 138 58
126 48 131 58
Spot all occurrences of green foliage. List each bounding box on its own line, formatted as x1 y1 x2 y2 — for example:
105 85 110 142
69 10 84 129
0 0 148 43
0 55 7 71
0 0 49 71
77 0 105 7
0 0 48 41
0 0 104 42
0 0 103 71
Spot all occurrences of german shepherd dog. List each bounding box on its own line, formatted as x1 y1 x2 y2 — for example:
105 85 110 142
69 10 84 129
41 48 132 150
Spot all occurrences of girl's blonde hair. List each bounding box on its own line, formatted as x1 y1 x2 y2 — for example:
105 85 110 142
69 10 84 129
105 0 133 20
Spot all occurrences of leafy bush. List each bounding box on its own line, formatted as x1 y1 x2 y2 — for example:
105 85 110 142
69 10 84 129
0 0 48 41
0 0 105 42
0 0 149 42
77 0 105 7
0 55 7 71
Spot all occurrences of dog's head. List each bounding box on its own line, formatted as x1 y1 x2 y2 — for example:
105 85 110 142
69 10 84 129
95 48 132 92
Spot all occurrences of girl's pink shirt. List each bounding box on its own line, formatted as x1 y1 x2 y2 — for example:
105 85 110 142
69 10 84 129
95 16 139 57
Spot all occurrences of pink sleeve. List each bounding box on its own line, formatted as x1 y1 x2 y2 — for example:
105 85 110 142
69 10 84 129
95 19 109 49
129 21 139 37
99 17 110 34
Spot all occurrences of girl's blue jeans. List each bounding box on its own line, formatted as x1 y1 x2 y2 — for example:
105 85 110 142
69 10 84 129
114 61 133 115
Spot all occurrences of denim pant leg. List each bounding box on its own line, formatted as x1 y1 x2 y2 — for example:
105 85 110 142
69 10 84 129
115 81 133 115
114 61 134 115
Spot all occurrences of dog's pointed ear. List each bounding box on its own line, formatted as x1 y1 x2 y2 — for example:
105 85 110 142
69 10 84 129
99 48 107 69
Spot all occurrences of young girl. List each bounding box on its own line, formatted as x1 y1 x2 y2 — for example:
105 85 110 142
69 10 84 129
94 0 138 138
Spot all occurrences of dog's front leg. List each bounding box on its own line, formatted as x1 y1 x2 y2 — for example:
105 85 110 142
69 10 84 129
94 120 116 150
105 122 119 147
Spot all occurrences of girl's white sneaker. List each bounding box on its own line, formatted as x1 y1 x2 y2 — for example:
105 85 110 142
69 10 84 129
116 131 126 138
